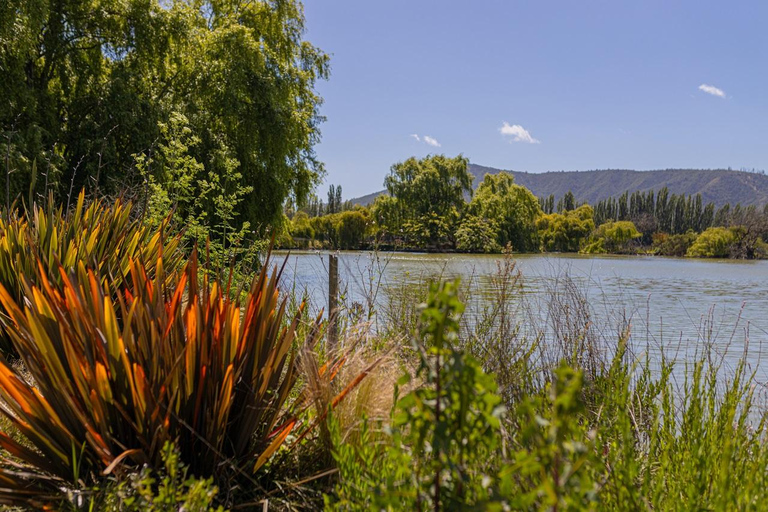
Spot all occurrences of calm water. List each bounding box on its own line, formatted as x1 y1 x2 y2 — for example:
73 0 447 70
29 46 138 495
275 251 768 384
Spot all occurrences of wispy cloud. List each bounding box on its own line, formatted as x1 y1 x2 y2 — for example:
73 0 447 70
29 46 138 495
499 122 540 144
410 133 441 147
699 84 726 98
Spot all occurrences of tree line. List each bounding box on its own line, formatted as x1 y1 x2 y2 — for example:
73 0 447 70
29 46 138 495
285 154 768 259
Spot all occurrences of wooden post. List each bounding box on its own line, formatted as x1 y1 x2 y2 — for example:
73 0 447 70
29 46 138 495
328 253 339 353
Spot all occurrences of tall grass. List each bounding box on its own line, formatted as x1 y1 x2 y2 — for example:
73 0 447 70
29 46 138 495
321 251 768 510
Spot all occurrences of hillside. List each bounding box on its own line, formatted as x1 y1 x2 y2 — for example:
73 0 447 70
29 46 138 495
350 165 768 208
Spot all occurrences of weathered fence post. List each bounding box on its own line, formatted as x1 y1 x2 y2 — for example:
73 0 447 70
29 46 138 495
328 253 339 353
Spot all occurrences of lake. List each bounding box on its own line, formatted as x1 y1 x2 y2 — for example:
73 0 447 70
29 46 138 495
275 251 768 385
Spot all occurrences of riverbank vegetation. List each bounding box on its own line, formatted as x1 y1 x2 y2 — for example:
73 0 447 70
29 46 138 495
0 197 765 510
286 155 768 259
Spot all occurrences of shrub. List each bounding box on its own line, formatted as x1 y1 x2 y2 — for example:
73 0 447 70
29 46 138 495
468 172 542 252
306 210 371 249
652 231 697 257
0 250 353 507
327 280 507 510
537 205 595 252
290 211 315 240
582 220 641 254
455 214 501 253
336 210 370 249
94 442 224 512
687 227 736 257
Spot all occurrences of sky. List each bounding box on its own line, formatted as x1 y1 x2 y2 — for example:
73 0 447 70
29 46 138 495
303 1 768 199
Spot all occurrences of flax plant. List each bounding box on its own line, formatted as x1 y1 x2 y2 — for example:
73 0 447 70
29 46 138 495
0 250 351 507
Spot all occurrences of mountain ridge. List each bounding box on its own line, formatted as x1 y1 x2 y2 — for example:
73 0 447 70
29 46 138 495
349 164 768 208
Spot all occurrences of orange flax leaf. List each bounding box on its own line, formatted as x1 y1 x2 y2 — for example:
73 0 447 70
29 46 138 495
185 310 198 396
118 302 138 363
130 364 147 427
0 365 36 416
327 356 348 382
94 363 113 404
89 389 105 428
164 272 188 327
214 366 235 435
253 418 296 473
83 428 114 467
0 282 25 324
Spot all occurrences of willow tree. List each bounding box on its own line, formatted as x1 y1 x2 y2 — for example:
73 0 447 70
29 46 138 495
1 0 328 231
467 172 542 252
382 154 472 248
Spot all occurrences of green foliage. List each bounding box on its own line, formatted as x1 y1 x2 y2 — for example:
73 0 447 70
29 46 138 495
380 155 472 248
370 195 401 239
686 226 737 257
308 209 371 249
328 275 768 510
455 214 501 253
468 172 542 252
582 220 641 254
323 415 395 511
502 365 600 510
537 205 595 252
1 0 327 230
336 210 370 249
95 442 224 512
327 281 507 510
386 281 505 509
290 211 316 240
135 111 256 270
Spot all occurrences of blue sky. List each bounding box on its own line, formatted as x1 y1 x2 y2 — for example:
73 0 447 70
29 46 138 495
303 1 768 199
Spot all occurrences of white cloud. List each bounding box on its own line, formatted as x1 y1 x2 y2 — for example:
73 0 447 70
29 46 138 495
699 84 726 98
499 122 540 144
410 133 441 147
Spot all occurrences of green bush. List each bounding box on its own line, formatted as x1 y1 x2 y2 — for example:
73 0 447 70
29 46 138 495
327 281 508 510
537 205 595 252
455 214 501 253
468 172 542 252
327 281 601 510
582 220 641 254
687 226 736 257
290 211 315 240
94 442 225 512
308 209 371 249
